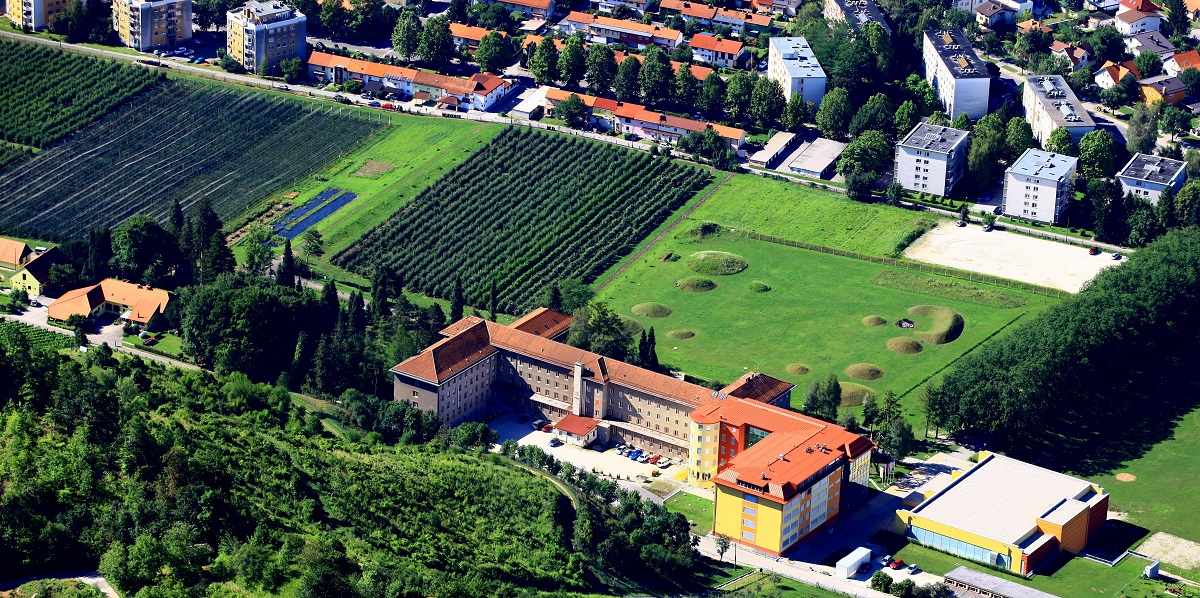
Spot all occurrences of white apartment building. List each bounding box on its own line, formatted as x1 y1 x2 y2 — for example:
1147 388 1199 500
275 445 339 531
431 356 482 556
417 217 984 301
112 0 193 51
1117 153 1186 205
1003 149 1078 224
922 30 991 120
1022 75 1095 146
226 0 306 73
767 37 827 106
894 123 970 197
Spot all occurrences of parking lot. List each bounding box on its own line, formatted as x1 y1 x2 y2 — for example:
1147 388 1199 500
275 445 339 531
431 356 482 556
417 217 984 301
490 413 677 483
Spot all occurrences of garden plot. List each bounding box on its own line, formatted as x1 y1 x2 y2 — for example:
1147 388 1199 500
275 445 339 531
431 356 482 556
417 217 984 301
273 188 358 239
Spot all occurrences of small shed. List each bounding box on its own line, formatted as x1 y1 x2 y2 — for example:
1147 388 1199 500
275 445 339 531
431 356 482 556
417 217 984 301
835 547 872 579
553 414 601 447
749 131 798 168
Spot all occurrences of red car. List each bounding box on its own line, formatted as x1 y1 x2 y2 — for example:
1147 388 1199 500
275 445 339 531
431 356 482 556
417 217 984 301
889 558 906 570
648 455 661 464
541 424 553 432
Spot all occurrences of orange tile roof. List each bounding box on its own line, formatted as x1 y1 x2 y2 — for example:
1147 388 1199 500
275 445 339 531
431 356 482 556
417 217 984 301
660 0 717 19
555 414 601 436
509 307 573 339
615 102 745 142
0 237 30 267
522 34 567 51
393 319 498 383
1120 0 1160 11
1173 49 1200 71
48 278 170 324
500 0 553 9
715 7 772 26
567 10 596 24
613 51 714 80
449 22 507 43
308 52 509 96
574 12 683 40
689 33 744 55
1017 19 1054 33
545 88 619 112
1188 0 1200 13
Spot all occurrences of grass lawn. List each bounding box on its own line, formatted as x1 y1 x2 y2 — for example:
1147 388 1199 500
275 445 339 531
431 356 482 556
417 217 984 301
123 332 184 356
595 232 1057 418
688 175 943 257
665 492 715 536
718 571 847 597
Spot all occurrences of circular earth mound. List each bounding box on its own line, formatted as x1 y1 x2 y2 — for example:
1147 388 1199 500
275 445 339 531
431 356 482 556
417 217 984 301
862 315 886 326
908 305 965 345
1116 473 1137 482
666 329 695 339
786 363 810 375
631 302 673 318
840 382 873 407
618 315 645 337
749 281 772 292
887 337 924 354
845 363 885 381
677 276 718 292
685 251 749 276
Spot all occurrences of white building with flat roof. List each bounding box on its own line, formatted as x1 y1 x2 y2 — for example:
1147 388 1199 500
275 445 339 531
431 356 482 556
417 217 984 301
1022 75 1096 146
1003 149 1078 224
922 30 991 120
894 123 970 197
1117 153 1186 204
767 37 827 106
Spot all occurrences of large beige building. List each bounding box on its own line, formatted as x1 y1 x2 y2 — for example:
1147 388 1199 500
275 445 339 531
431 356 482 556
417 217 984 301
226 0 306 73
7 0 69 30
113 0 193 51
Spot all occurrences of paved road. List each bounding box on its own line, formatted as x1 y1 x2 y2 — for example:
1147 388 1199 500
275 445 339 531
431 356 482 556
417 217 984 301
694 534 895 598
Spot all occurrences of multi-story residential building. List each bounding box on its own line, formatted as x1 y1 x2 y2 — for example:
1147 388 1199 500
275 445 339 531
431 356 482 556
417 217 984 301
922 30 990 120
564 11 683 49
824 0 892 35
112 0 192 51
1117 153 1186 204
894 123 969 197
307 52 516 110
767 37 827 106
5 0 70 30
1022 75 1095 146
1115 9 1160 34
449 23 506 52
1002 149 1078 224
689 33 746 68
226 0 305 73
748 0 801 15
476 0 555 18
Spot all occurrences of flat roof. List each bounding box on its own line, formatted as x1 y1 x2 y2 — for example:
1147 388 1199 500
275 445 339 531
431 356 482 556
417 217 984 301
750 131 797 164
924 30 989 79
829 0 892 34
1118 152 1186 184
909 453 1097 545
898 123 969 153
1024 75 1095 128
1008 148 1078 181
944 566 1060 598
769 37 826 79
787 138 847 174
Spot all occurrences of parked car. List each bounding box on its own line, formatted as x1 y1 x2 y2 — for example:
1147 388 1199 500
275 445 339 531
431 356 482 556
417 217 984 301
629 449 643 460
907 563 919 574
277 84 289 90
368 101 381 107
541 423 553 432
982 223 993 232
548 437 563 447
881 555 893 566
1089 245 1101 255
29 300 41 308
531 419 547 430
890 558 906 570
637 454 650 463
1112 253 1122 260
992 205 1003 215
955 219 966 227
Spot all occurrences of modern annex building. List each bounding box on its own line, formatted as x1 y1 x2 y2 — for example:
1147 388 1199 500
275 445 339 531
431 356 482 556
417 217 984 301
896 452 1109 575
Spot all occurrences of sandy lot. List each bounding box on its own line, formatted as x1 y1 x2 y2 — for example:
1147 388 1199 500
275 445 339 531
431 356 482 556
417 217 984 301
905 223 1121 293
1137 532 1200 570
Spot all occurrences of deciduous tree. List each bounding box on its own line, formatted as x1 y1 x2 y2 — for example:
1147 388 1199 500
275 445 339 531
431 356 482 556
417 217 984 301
613 55 641 102
474 31 509 73
585 44 617 95
815 87 851 139
1045 126 1078 156
392 10 422 61
418 16 454 69
558 36 585 87
749 76 785 128
1079 129 1117 179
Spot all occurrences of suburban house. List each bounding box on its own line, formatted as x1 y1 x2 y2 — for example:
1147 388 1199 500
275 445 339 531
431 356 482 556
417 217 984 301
1139 74 1186 105
477 0 554 18
1086 11 1116 28
0 237 32 272
1022 75 1095 145
1093 59 1141 88
614 103 746 150
894 123 970 197
112 0 193 51
823 0 892 35
1050 41 1094 71
226 0 306 73
689 34 746 68
657 0 773 37
594 0 650 14
521 34 566 52
553 414 603 446
975 1 1017 29
564 12 684 50
1187 0 1200 20
1117 153 1187 203
307 52 516 110
1017 19 1055 34
746 0 800 15
449 23 506 52
767 37 827 106
48 278 171 326
1002 149 1078 224
1115 9 1161 34
1165 49 1200 75
1124 31 1175 58
922 29 991 120
787 137 848 179
614 50 714 79
955 0 987 12
5 247 63 297
1117 0 1160 13
896 452 1108 576
544 88 621 128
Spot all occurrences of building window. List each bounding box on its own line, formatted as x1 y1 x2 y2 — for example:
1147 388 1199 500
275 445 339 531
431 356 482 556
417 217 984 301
742 531 755 541
743 506 756 516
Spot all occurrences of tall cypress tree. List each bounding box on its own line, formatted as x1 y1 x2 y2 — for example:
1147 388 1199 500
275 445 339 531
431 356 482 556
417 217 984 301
198 232 235 284
488 278 498 322
637 330 649 366
320 280 340 332
369 268 391 321
449 275 465 322
276 239 297 287
646 327 659 372
169 198 185 238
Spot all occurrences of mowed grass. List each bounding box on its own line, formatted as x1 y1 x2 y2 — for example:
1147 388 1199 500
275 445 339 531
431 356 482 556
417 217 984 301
596 233 1057 418
719 571 847 597
664 492 715 536
687 175 941 257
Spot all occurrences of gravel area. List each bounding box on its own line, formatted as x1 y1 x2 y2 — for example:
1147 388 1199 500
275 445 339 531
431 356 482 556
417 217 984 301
1137 532 1200 570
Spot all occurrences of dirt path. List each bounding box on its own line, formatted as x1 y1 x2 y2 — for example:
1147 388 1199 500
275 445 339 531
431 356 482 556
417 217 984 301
0 573 119 598
595 172 735 291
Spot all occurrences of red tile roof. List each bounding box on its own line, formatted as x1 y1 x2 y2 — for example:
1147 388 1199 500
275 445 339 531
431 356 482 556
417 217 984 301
393 319 497 383
509 307 573 339
1172 49 1200 71
48 278 170 324
1116 9 1158 22
1120 0 1160 11
689 33 744 55
500 0 553 9
449 23 508 43
719 372 795 404
306 52 509 97
614 102 745 142
660 0 717 19
555 414 601 436
522 34 567 51
613 51 714 80
0 237 29 267
569 11 683 40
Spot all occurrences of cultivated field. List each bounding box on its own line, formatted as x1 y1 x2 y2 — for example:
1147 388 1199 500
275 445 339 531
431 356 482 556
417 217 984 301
335 128 712 313
687 175 940 257
0 320 73 351
0 142 33 170
0 41 162 148
0 81 384 239
596 230 1058 412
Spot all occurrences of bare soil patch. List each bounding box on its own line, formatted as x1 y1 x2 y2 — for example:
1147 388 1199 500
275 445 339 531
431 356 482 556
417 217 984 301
1137 532 1200 570
1116 473 1137 482
351 159 395 179
786 363 810 375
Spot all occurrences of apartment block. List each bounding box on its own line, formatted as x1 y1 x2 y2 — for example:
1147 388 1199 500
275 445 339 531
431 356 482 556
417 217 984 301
767 37 827 106
112 0 193 51
6 0 72 30
894 123 969 197
1022 75 1095 146
1117 153 1186 204
824 0 892 35
923 30 990 120
226 0 306 74
1003 149 1077 224
564 11 683 49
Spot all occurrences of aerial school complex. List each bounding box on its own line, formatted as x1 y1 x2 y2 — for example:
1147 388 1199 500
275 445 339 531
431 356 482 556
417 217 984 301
392 308 875 555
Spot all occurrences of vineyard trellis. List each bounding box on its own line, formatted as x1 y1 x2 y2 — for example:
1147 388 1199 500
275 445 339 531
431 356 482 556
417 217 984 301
0 320 74 352
0 41 163 148
334 127 713 314
0 80 385 239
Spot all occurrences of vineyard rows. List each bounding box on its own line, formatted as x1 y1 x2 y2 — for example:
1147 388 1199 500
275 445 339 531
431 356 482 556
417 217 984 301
335 128 712 313
0 320 74 351
0 41 162 148
0 142 33 171
0 81 385 240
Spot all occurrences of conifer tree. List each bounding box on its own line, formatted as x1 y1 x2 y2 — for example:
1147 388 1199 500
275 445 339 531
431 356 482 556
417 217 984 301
450 275 465 322
548 283 563 311
276 239 296 287
646 327 659 372
488 278 498 322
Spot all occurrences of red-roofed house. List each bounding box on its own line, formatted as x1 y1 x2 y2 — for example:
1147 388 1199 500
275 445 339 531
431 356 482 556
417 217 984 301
0 237 32 271
689 33 747 68
449 23 506 52
1166 49 1200 75
1050 41 1094 71
1094 60 1142 89
306 51 515 110
6 247 63 296
553 413 603 446
1117 0 1160 13
614 102 747 151
48 278 171 326
614 50 714 80
565 11 684 50
477 0 554 18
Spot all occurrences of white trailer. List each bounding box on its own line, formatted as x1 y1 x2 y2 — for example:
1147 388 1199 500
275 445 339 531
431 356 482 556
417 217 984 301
835 546 873 579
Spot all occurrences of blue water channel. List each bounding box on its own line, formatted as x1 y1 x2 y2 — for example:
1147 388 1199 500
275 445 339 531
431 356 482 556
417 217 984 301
277 191 358 239
273 187 343 231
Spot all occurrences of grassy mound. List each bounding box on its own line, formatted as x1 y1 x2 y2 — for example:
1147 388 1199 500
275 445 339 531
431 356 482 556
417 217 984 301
685 251 749 276
749 281 772 292
845 363 885 381
887 337 924 354
862 315 886 326
666 329 695 339
619 315 645 337
840 382 874 407
677 276 718 292
786 363 810 375
632 302 673 318
908 305 965 345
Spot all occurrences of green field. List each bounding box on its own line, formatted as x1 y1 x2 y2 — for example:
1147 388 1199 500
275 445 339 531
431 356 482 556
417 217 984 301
123 332 184 356
664 492 715 536
719 571 847 597
687 175 942 257
596 231 1057 414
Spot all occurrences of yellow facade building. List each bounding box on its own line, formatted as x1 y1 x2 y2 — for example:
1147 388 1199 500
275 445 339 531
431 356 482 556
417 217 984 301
5 247 62 297
226 0 306 74
5 0 69 30
112 0 193 51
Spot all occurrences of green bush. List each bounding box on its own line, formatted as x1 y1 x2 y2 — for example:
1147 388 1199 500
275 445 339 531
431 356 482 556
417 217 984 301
684 251 749 275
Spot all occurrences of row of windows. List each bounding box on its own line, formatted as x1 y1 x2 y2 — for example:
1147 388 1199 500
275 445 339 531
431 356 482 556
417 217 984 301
909 527 1011 570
